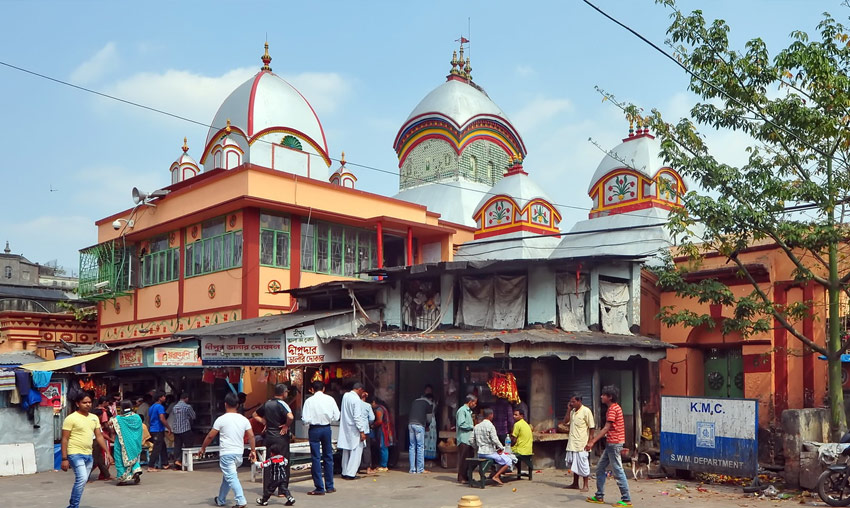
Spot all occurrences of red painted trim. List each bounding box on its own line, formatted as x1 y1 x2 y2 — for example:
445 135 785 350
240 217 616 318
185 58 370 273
394 111 528 155
803 283 815 408
622 132 656 142
289 217 301 311
774 285 789 420
177 227 185 317
279 72 330 158
249 126 331 166
473 224 560 239
397 132 515 167
407 227 413 266
242 208 261 319
376 221 384 269
200 126 249 165
247 72 265 137
259 303 299 311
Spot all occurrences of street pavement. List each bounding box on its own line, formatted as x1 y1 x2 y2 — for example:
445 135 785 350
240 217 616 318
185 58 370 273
0 464 801 508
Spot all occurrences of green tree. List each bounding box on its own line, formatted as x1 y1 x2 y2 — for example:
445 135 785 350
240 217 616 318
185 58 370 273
644 3 850 438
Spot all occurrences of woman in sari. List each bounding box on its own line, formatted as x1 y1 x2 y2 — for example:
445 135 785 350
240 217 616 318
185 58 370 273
371 398 394 471
110 400 144 485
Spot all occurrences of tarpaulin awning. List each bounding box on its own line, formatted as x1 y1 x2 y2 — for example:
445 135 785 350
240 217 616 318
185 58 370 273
17 351 108 371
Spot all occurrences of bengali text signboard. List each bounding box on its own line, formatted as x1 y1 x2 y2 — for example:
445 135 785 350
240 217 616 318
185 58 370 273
153 347 201 367
341 341 503 361
118 348 143 368
284 325 341 365
201 336 286 366
660 396 758 476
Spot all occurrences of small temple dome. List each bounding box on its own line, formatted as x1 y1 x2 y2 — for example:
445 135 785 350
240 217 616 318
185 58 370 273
200 43 330 174
329 151 357 189
170 137 200 184
585 121 686 219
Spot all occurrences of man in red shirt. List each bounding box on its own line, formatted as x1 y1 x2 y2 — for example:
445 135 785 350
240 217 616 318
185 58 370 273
585 385 631 507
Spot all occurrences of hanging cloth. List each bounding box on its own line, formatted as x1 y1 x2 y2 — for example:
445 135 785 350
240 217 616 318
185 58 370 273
599 280 631 335
32 371 52 388
556 273 589 331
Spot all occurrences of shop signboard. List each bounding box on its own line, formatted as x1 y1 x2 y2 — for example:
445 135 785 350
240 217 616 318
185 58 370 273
153 347 201 367
660 396 758 476
201 336 286 366
118 348 144 368
341 340 503 361
285 325 341 365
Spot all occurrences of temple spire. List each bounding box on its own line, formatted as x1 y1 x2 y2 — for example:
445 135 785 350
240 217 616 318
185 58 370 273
182 137 189 153
261 41 272 72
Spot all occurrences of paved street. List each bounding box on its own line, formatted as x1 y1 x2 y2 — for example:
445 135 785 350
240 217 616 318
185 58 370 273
0 464 801 508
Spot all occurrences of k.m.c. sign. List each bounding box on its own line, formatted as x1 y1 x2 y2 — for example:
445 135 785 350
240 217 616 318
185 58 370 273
660 396 758 477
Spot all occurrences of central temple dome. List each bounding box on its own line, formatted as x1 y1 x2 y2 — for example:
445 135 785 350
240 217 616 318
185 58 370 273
393 41 527 227
200 43 331 176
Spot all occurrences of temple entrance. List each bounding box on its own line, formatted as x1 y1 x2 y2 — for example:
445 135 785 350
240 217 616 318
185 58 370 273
703 347 744 398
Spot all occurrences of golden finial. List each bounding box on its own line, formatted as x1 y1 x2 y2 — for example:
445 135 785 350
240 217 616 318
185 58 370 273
464 58 472 80
340 151 346 166
225 119 232 135
450 50 460 75
182 137 189 153
261 41 272 71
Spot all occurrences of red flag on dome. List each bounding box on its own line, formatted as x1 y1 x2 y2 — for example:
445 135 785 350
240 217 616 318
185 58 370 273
457 36 470 44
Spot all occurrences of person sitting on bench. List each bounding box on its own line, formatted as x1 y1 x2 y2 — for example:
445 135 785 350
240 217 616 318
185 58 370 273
511 408 533 474
469 408 510 485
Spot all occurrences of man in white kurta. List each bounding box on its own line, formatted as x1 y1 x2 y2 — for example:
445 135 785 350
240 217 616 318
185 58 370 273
338 383 368 479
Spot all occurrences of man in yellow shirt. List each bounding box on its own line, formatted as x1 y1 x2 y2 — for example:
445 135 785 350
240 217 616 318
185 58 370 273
62 392 112 508
511 409 533 457
563 394 595 492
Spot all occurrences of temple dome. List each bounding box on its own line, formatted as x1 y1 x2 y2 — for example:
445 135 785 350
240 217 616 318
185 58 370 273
200 43 330 172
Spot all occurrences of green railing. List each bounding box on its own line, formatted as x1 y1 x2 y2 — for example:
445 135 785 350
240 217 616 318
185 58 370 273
78 240 135 300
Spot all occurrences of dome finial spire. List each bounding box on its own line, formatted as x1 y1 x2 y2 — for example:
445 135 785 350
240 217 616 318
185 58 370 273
4 241 10 254
340 151 346 166
182 137 189 153
261 41 272 72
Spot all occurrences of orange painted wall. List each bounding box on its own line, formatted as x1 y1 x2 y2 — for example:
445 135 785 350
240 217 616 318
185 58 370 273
258 266 291 309
660 242 832 427
136 281 179 321
99 295 135 326
183 269 243 314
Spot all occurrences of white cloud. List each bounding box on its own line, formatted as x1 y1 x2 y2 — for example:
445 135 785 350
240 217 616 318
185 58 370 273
515 65 535 77
70 42 119 84
512 96 573 133
97 67 352 130
284 72 352 115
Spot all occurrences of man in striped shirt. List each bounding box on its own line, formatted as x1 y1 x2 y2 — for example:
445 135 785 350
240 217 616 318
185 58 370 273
585 385 631 507
171 393 195 469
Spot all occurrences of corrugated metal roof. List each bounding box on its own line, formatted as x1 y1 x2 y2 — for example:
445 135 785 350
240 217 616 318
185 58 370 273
0 284 73 300
107 336 197 351
174 308 355 338
0 351 45 366
334 327 671 350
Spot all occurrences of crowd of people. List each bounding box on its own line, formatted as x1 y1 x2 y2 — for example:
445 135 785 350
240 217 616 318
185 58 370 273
60 382 632 508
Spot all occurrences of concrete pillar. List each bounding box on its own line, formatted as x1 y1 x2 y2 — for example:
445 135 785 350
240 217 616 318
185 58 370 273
589 267 600 331
440 273 454 326
628 262 641 333
529 360 554 431
528 264 556 325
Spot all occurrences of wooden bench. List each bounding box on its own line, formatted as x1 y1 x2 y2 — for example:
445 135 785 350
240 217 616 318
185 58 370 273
181 445 267 482
466 457 494 489
515 454 534 480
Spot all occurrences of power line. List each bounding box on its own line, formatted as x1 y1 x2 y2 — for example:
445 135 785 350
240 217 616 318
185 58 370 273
0 56 674 222
580 0 829 158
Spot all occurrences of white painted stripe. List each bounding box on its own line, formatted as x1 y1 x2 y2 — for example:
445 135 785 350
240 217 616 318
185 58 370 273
661 397 756 440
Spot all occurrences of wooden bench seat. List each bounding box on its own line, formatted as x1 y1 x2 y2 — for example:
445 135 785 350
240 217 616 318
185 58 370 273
466 457 494 489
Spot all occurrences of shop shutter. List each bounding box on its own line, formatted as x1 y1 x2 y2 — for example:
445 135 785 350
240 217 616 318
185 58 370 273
554 359 594 421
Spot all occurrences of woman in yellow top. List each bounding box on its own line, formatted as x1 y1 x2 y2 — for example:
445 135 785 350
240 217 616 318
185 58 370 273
62 392 112 508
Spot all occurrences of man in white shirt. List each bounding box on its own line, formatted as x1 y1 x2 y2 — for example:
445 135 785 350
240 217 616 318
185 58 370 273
301 380 340 496
199 393 257 508
338 382 369 480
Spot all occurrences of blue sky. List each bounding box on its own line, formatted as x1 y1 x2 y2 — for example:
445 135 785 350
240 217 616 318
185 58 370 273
0 0 836 273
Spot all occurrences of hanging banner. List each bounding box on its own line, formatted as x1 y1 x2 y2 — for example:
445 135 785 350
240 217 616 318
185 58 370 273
660 396 758 476
118 348 144 368
285 325 341 365
153 347 201 367
341 340 503 361
201 336 286 366
39 381 63 412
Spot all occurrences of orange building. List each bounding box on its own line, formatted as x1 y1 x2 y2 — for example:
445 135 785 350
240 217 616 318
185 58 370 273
659 242 828 428
77 44 469 418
